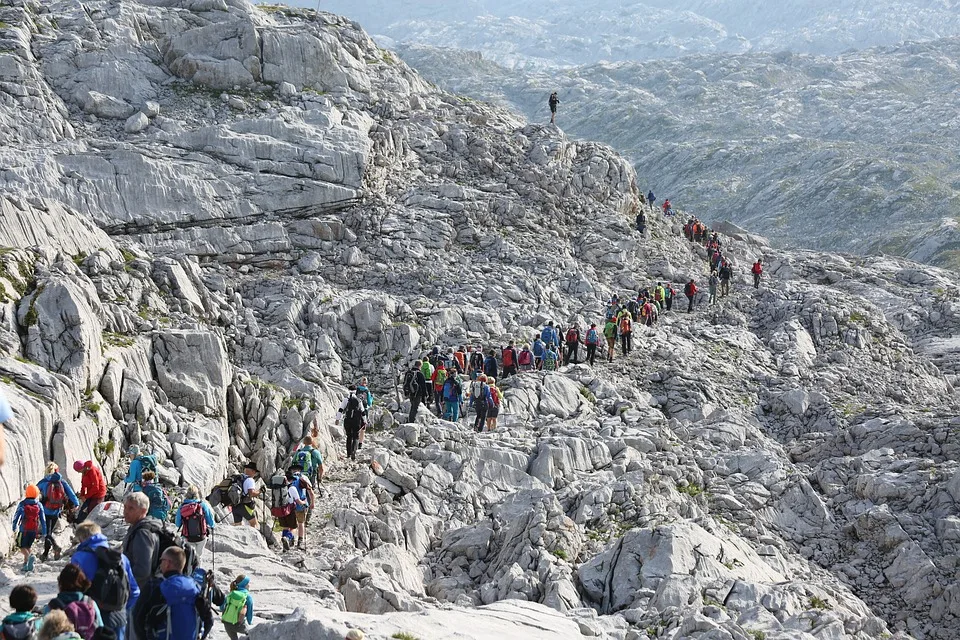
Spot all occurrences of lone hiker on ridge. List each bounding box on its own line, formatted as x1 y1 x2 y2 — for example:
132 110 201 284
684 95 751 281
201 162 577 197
752 258 763 289
549 91 560 124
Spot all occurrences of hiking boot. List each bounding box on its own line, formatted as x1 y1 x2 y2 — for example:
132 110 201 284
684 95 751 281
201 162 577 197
281 536 291 552
53 547 62 561
297 539 305 550
357 442 363 450
25 554 35 572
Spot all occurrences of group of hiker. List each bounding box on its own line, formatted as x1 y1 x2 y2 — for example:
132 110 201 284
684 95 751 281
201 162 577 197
682 216 764 302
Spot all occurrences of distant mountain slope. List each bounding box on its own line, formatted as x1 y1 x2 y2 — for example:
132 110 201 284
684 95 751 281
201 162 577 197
397 38 960 268
303 0 960 65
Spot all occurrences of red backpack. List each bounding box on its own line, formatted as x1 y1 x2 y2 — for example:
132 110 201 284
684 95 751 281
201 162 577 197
44 479 67 511
21 502 41 534
566 328 578 343
518 350 532 366
502 348 514 367
179 502 209 543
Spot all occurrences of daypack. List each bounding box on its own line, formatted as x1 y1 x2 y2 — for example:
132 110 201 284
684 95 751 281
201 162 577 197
518 350 532 366
293 448 316 477
619 315 631 334
603 322 616 338
50 597 97 640
208 474 245 508
344 395 364 423
585 329 599 345
269 476 293 518
565 328 578 343
150 521 197 576
179 502 208 543
89 546 130 612
221 590 248 625
685 282 697 297
1 615 39 640
402 370 415 398
144 483 170 520
502 348 514 367
138 454 158 476
540 327 555 344
532 340 545 358
20 502 41 534
487 387 501 409
43 479 67 511
433 368 447 389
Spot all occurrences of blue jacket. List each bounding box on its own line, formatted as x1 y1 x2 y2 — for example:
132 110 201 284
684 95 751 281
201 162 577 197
124 458 144 487
220 590 254 625
174 499 215 530
12 498 47 535
533 339 545 358
157 574 200 640
71 533 140 613
37 472 80 516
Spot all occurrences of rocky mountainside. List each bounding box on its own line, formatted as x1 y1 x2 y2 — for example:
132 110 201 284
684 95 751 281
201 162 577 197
305 0 960 65
0 1 959 639
397 37 960 269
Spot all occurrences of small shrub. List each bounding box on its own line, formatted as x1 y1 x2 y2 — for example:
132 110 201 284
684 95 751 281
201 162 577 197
392 633 421 640
747 631 766 640
808 595 831 610
677 482 703 497
551 548 568 560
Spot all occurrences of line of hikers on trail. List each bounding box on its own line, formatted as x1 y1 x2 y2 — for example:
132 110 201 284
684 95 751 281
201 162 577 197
3 427 340 640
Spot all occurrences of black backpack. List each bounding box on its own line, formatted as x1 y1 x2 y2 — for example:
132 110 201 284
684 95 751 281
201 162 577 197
89 546 130 612
148 520 197 577
402 370 415 398
208 474 244 508
345 395 364 422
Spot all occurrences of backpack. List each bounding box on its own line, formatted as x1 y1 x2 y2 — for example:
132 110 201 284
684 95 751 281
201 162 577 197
541 327 555 344
293 448 315 478
192 567 225 609
402 370 415 398
50 597 97 640
137 454 158 476
518 350 532 366
208 474 245 508
144 483 169 520
585 329 599 345
179 502 208 543
20 502 41 534
487 387 501 409
565 328 578 343
269 476 294 518
221 590 247 625
89 546 130 612
1 615 39 640
150 521 197 577
433 368 447 388
43 479 67 511
619 315 631 333
344 395 364 423
685 283 696 296
532 341 545 358
502 348 514 367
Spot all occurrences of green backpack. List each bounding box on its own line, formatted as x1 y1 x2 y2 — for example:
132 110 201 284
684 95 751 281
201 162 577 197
292 447 315 477
222 590 247 625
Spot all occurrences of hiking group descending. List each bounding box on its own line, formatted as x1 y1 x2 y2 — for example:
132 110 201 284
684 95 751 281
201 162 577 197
0 189 758 640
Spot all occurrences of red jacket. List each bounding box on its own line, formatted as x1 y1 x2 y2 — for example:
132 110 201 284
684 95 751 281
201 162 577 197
80 462 107 500
685 282 697 297
752 262 763 275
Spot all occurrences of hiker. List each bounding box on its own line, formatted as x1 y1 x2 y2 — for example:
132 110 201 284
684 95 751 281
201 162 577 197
602 317 617 362
0 387 10 466
718 261 732 297
635 211 646 234
176 486 215 558
220 576 253 640
355 377 374 451
44 564 102 639
647 190 655 210
121 493 160 594
12 484 46 572
752 258 763 289
517 344 533 372
292 436 324 486
501 342 518 378
480 350 496 380
562 325 580 365
442 372 463 422
72 521 140 640
74 460 107 525
430 364 447 416
38 609 79 640
231 462 260 528
37 462 80 562
2 585 42 639
471 375 489 433
541 322 558 349
542 344 559 371
122 446 157 494
662 199 673 216
532 337 546 370
709 271 720 305
548 91 559 124
617 312 632 355
289 465 314 549
402 361 428 424
584 323 600 366
684 279 698 312
269 473 298 552
134 547 201 640
336 388 367 461
485 378 501 431
419 357 434 389
468 347 484 380
664 283 675 312
139 472 170 522
453 346 467 373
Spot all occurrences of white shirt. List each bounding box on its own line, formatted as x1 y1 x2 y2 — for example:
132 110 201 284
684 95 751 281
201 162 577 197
286 485 301 505
242 477 256 496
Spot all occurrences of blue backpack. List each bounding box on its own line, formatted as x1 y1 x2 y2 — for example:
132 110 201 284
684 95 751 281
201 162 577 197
540 327 555 345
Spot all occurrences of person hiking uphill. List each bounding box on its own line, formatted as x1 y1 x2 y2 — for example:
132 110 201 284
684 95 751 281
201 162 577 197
37 461 80 562
442 372 463 422
355 377 374 451
133 547 202 640
176 486 215 558
584 323 600 366
71 521 140 640
44 563 103 639
684 279 698 313
12 484 46 572
602 317 617 362
402 360 428 424
549 91 560 124
74 460 107 525
647 190 655 211
430 363 447 416
231 462 261 529
564 325 582 365
292 436 324 486
336 388 367 461
752 258 763 289
220 575 254 640
123 446 157 494
709 271 720 306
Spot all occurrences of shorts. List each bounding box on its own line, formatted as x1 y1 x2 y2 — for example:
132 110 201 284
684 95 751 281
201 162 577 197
487 406 500 418
232 503 256 524
295 510 307 525
17 531 37 550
